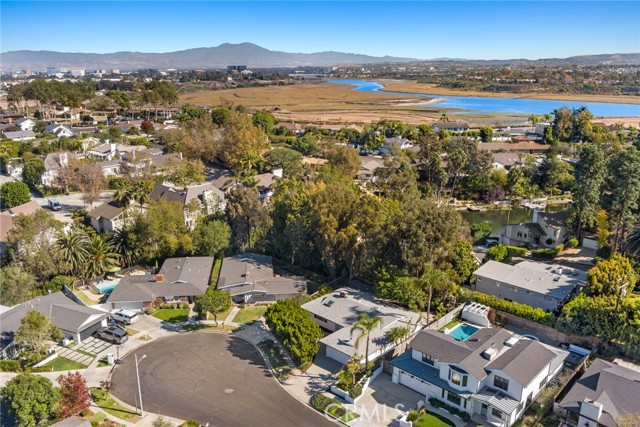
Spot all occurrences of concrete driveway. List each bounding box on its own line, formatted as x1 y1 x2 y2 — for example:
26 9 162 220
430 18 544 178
30 190 114 223
111 332 335 427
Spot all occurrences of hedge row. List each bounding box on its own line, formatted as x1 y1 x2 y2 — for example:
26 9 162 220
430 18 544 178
532 244 564 260
0 360 20 372
506 246 527 257
461 290 557 327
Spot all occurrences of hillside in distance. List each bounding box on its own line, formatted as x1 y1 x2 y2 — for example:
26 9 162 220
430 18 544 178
0 43 416 70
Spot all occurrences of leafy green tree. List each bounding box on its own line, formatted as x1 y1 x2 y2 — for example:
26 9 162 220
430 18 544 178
450 241 478 285
552 106 572 142
163 157 205 186
479 126 493 142
585 253 637 297
15 310 63 353
350 313 384 364
56 372 90 419
626 226 640 256
3 374 59 427
266 148 303 177
252 110 277 133
21 157 45 188
607 147 640 251
538 155 574 195
470 222 493 244
193 219 231 257
0 181 30 208
226 186 269 252
195 289 231 325
572 144 606 241
486 244 509 262
265 298 323 368
218 110 269 172
0 266 37 306
110 227 142 268
325 146 361 178
211 106 232 126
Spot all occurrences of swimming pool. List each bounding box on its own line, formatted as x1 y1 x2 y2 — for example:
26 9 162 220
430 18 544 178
446 323 480 341
94 279 120 294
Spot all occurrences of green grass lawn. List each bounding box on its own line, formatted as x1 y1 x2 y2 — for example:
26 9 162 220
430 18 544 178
232 306 268 324
44 356 87 371
439 318 461 332
82 411 107 425
414 412 455 427
208 305 234 323
327 404 360 423
153 308 190 323
91 388 141 423
73 290 99 306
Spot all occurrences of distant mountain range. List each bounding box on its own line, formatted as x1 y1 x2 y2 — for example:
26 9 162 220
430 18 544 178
1 43 639 70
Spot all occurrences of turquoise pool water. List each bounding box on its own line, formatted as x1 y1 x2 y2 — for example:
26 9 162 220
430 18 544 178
447 323 480 341
95 279 119 294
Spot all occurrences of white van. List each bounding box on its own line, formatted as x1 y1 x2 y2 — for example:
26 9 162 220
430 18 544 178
111 309 140 325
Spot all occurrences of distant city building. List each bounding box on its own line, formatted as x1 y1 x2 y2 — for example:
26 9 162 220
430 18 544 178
227 65 247 73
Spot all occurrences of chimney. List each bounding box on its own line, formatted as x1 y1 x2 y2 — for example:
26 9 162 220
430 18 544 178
155 274 164 282
532 208 540 224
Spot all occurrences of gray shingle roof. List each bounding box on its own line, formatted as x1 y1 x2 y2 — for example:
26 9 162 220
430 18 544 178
88 200 124 221
557 359 640 427
473 260 586 300
106 257 214 303
486 339 556 386
0 292 109 348
3 130 35 139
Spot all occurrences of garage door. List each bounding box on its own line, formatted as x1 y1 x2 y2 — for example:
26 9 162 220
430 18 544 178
115 302 144 312
79 321 105 341
399 370 431 396
326 346 350 365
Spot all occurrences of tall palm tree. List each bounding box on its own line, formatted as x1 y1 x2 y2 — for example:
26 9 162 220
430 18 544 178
130 180 151 209
113 181 133 207
85 234 121 278
625 225 640 256
109 228 140 268
56 228 90 276
350 313 383 366
418 265 451 326
385 326 410 346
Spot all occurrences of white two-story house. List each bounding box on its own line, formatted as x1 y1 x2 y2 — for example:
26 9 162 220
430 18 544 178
391 315 567 427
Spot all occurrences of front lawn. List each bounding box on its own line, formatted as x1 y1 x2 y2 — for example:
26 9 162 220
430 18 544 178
232 306 268 324
327 404 360 423
73 290 99 306
153 308 190 323
413 412 455 427
90 388 141 423
258 339 291 380
44 356 87 371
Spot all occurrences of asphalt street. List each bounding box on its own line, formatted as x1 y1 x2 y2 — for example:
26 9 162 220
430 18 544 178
111 332 336 427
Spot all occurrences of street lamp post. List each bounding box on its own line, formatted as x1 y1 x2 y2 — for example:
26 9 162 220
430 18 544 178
134 354 147 417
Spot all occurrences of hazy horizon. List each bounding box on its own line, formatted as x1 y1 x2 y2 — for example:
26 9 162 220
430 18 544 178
1 1 639 60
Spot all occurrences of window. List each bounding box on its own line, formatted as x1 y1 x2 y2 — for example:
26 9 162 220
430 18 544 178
449 367 468 387
314 314 328 322
422 353 436 365
492 408 503 419
446 392 462 406
494 375 509 391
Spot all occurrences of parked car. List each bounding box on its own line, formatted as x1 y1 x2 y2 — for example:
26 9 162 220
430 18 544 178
485 238 499 247
111 309 139 325
48 199 61 211
96 326 128 344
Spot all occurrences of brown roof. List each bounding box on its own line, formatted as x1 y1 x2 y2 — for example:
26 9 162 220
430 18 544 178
0 201 43 242
88 200 124 221
479 142 551 152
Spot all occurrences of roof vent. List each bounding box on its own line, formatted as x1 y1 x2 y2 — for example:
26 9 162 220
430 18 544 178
482 347 498 361
155 274 164 282
505 337 519 347
339 292 347 298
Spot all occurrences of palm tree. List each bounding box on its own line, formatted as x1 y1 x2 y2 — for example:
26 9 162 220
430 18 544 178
109 228 140 268
130 180 151 209
440 113 449 122
418 265 451 326
625 225 640 255
56 228 90 276
350 313 383 366
85 234 121 278
385 326 410 346
113 181 133 207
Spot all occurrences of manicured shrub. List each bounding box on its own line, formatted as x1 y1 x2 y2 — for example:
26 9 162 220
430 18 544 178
348 384 363 399
506 246 527 257
567 238 579 248
407 410 420 422
311 393 334 412
146 307 157 315
460 290 557 327
0 360 21 372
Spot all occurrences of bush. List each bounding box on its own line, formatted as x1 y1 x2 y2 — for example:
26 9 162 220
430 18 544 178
407 410 420 422
348 383 363 399
310 393 334 412
146 307 157 315
567 238 579 248
27 366 54 373
427 398 470 421
506 246 527 257
181 303 189 309
178 421 200 427
0 360 21 372
532 244 564 260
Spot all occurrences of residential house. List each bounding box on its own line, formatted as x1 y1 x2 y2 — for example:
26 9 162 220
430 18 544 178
302 157 329 171
478 142 551 154
216 253 307 304
86 142 117 161
97 160 121 177
473 260 586 311
15 118 36 131
2 130 36 141
254 169 282 202
42 152 72 187
149 182 226 230
379 136 414 155
391 307 568 427
501 210 569 248
534 123 551 137
433 121 470 133
88 200 127 233
358 156 387 182
0 201 42 259
492 153 521 171
555 359 640 427
106 257 214 311
44 123 74 138
302 287 420 365
0 292 110 358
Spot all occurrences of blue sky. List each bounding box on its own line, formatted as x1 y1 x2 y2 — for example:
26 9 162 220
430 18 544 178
1 1 638 59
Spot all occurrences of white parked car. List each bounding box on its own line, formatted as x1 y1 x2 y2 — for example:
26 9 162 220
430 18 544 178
111 309 140 325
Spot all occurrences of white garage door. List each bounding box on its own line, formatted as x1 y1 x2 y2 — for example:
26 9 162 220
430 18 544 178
326 346 351 365
399 371 431 395
115 302 144 312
